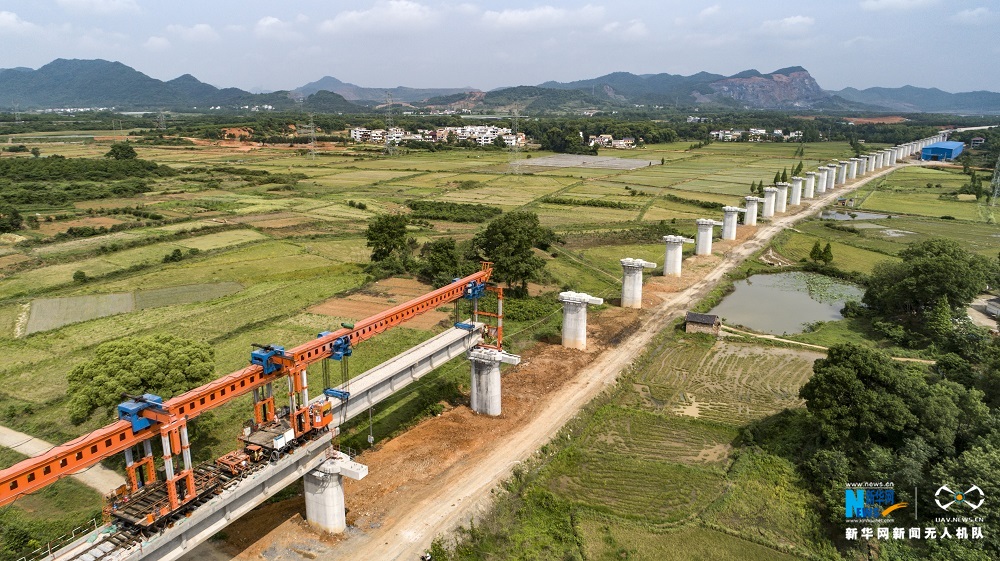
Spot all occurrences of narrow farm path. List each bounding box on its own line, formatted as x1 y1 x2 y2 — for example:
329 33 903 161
0 425 125 493
720 325 936 364
200 161 918 561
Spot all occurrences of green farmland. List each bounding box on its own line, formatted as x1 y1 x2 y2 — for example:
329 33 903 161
1 129 997 560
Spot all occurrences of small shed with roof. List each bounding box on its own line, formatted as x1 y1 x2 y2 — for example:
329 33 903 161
685 312 721 335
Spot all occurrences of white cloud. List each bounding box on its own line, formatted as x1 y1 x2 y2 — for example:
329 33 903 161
56 0 139 15
860 0 937 11
166 23 220 42
0 11 39 34
143 36 170 51
699 5 722 19
320 1 437 34
603 19 649 40
255 16 299 40
843 35 877 47
482 5 605 29
760 15 815 35
951 7 991 25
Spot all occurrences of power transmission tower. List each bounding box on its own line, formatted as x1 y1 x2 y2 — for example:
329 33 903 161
508 105 521 174
384 92 396 156
13 101 20 125
990 152 1000 207
157 110 166 131
308 114 317 159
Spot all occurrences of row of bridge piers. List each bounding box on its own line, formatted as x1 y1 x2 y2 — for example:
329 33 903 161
305 136 945 536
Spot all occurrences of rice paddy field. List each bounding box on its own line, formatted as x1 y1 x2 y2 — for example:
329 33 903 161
474 331 838 560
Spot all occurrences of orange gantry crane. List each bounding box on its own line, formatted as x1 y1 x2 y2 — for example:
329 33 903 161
0 264 496 516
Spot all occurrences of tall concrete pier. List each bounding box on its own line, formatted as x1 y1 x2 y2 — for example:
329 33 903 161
762 187 778 217
304 452 368 534
837 161 848 185
558 291 603 350
662 235 695 277
620 258 656 308
848 158 859 180
695 218 724 255
815 167 828 194
469 347 521 416
804 172 816 198
790 176 803 205
826 165 836 190
774 183 789 213
721 206 745 240
744 196 762 225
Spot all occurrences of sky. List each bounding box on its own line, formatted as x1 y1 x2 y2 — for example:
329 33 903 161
0 0 997 94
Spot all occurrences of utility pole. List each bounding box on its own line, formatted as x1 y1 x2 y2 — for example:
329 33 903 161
990 152 1000 207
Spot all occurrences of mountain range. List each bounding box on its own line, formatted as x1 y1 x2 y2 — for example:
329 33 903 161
3 58 1000 115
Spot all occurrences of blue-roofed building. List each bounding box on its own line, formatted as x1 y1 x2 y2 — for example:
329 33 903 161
921 141 964 161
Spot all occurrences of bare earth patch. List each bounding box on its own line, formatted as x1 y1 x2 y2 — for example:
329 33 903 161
309 278 453 330
36 216 125 236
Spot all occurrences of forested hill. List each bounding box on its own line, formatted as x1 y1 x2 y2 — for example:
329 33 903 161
0 59 364 113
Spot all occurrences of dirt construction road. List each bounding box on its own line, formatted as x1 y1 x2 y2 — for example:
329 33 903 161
193 162 908 561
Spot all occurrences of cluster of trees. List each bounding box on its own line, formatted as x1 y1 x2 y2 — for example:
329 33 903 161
365 210 555 291
67 334 215 424
536 126 598 155
406 201 503 223
858 239 996 346
808 241 834 265
748 238 1000 558
0 154 172 182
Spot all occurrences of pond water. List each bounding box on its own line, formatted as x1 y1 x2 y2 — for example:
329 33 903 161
709 272 864 335
821 210 889 221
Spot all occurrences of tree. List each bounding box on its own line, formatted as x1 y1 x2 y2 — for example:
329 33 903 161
492 135 506 149
863 238 996 321
0 204 22 234
924 296 954 341
809 240 823 263
470 211 554 291
800 344 923 447
773 171 781 185
105 141 138 160
67 334 215 423
781 168 788 183
30 147 40 158
821 242 833 265
365 213 409 262
72 270 88 283
419 238 464 287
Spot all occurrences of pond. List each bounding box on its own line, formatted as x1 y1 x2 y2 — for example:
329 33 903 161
709 272 863 335
821 210 889 221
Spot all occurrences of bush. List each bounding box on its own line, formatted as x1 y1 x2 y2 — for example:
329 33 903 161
72 270 88 283
407 201 502 223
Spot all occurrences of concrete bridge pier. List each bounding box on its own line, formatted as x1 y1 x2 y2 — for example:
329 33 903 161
469 347 522 416
721 206 745 240
744 196 763 225
837 161 849 185
790 176 803 205
662 235 695 277
559 292 603 350
762 187 778 217
803 172 816 198
848 158 859 180
620 258 656 308
304 452 368 534
774 183 789 213
815 168 828 194
858 156 868 176
695 218 723 255
826 164 836 190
